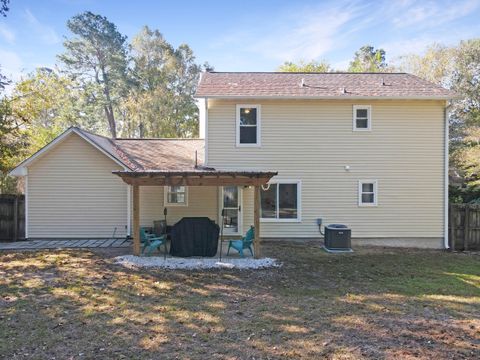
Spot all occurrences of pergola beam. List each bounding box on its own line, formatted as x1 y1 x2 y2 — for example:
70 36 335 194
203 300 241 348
253 185 261 259
121 177 272 187
117 169 276 258
113 174 275 187
132 184 140 256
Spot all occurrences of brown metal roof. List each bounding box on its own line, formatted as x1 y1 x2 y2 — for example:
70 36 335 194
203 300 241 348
195 72 454 99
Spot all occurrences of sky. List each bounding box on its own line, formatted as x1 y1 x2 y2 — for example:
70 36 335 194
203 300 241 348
0 0 480 82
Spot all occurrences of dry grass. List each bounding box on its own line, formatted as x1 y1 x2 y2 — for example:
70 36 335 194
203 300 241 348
0 242 479 359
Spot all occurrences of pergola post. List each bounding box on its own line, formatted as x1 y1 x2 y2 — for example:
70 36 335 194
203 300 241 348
253 185 261 258
132 184 141 256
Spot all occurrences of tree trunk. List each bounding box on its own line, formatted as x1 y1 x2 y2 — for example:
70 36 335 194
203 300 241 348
99 66 117 138
104 104 117 138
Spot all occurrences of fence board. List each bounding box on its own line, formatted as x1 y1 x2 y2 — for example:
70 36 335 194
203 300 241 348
0 194 25 241
449 204 480 251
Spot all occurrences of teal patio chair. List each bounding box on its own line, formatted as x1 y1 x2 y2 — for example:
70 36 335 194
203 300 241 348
227 226 254 257
140 227 166 255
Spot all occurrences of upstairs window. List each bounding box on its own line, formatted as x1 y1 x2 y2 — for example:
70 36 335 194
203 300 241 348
236 105 261 146
358 180 377 206
353 105 372 131
164 186 188 206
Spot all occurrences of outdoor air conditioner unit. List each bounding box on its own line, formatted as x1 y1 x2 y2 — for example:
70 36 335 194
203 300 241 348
324 224 351 250
317 218 352 252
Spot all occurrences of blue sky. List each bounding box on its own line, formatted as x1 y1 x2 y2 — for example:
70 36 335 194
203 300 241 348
0 0 480 82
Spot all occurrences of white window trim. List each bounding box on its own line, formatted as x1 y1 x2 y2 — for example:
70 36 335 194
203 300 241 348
353 105 372 131
260 179 302 222
164 186 188 207
236 104 261 147
358 180 378 207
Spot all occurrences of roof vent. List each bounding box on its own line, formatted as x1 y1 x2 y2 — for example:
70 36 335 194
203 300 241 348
300 78 305 87
341 87 347 94
381 77 386 86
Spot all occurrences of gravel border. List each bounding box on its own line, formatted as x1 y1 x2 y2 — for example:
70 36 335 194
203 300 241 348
114 255 281 270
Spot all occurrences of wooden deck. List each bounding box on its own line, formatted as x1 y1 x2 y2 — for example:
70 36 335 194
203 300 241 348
0 238 132 250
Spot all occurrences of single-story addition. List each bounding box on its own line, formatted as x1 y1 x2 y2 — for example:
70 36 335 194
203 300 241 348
8 127 275 256
9 71 455 252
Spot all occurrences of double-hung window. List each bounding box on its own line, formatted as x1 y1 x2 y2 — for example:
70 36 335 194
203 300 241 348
164 186 188 206
260 180 301 221
236 104 261 146
353 105 372 131
358 180 377 206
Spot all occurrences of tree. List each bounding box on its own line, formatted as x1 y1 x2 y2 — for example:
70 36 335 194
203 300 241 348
59 12 128 138
451 39 480 132
449 40 480 188
0 0 9 17
399 43 455 86
168 44 203 137
0 68 8 89
2 69 77 177
122 27 203 138
278 59 331 72
0 74 28 193
348 45 388 72
12 69 78 129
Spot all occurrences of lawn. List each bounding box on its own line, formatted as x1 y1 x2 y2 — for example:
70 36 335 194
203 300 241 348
0 243 479 359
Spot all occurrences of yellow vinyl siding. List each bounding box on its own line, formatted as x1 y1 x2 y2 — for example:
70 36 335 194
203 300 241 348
207 99 445 244
139 186 218 227
28 133 128 238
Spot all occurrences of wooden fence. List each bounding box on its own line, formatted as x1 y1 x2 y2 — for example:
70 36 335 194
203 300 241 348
0 194 25 241
449 204 480 251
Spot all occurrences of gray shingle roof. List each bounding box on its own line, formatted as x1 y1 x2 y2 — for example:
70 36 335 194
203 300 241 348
195 72 454 99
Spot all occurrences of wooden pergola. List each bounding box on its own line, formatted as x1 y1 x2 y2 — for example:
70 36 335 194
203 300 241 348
113 169 277 258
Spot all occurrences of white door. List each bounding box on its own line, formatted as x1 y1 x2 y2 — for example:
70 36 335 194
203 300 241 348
220 186 242 235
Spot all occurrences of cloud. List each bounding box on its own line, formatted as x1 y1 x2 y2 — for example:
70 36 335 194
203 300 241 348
213 1 372 64
0 48 23 82
331 59 351 71
380 37 438 61
0 23 15 44
250 7 354 61
392 0 480 28
23 8 60 45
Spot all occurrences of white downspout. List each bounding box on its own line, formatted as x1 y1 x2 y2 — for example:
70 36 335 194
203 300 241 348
444 102 450 249
127 184 131 237
204 97 209 166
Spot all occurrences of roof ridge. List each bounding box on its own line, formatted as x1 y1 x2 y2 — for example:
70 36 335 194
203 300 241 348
206 71 408 75
115 138 203 141
74 127 113 140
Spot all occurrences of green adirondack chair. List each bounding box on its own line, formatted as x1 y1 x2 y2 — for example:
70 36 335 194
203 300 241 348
227 226 254 257
140 227 166 255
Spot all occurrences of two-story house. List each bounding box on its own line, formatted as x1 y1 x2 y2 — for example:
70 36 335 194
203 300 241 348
9 72 453 253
